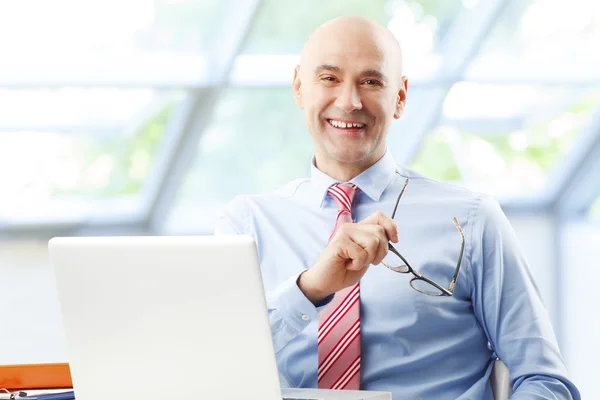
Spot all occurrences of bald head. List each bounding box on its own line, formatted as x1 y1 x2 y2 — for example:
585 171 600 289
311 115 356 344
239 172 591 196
300 16 404 84
291 16 409 180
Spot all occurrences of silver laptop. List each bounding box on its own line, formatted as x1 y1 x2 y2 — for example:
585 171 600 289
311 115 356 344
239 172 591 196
49 235 286 400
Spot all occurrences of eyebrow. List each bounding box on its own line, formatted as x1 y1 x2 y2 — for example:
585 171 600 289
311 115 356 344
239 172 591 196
314 64 388 83
361 69 388 84
314 64 341 74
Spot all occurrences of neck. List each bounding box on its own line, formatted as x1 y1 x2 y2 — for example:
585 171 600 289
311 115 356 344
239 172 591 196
315 152 385 182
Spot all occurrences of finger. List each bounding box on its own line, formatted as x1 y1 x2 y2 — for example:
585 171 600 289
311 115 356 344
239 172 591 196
336 237 370 271
359 211 399 243
352 224 389 264
346 229 382 268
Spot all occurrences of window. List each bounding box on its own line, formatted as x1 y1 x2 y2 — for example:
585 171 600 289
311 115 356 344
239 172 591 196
411 84 600 196
0 90 184 222
167 88 311 232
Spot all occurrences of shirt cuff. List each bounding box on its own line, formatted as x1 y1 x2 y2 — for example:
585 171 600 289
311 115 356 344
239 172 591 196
315 293 335 309
270 271 332 332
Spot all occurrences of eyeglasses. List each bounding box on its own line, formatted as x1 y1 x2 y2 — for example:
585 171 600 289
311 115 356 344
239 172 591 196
381 178 465 296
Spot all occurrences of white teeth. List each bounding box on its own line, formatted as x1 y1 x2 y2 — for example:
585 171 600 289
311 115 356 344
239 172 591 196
329 120 364 129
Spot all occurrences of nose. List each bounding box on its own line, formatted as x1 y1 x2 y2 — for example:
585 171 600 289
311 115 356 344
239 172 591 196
334 83 362 113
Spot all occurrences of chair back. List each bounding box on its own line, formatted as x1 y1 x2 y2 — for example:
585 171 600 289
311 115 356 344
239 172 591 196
490 359 512 399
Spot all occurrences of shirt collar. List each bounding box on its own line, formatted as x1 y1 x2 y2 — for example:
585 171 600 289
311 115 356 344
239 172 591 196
310 150 398 207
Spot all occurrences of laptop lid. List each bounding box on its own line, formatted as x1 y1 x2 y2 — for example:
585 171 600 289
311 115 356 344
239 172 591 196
48 235 282 400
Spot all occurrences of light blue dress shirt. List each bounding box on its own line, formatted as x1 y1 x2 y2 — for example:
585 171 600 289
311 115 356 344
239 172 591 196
215 151 580 399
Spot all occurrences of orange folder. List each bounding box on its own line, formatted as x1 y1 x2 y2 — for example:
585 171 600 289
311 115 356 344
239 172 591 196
0 363 72 390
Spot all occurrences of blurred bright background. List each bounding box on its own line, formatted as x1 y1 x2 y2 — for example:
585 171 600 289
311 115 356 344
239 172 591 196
0 0 599 396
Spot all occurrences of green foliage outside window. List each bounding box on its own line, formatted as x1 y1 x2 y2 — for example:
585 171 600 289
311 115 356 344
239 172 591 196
411 132 462 181
410 86 600 185
53 97 180 198
466 87 600 174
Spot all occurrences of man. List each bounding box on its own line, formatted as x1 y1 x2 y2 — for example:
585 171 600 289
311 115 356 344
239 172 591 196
215 16 580 399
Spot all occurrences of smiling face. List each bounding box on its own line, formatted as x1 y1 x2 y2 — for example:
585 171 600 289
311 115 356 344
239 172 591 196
293 16 408 180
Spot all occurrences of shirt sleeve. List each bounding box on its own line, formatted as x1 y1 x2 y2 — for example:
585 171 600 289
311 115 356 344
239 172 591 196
469 195 580 399
214 196 331 354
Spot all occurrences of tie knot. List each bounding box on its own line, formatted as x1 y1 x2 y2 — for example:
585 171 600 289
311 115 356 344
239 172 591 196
327 183 358 212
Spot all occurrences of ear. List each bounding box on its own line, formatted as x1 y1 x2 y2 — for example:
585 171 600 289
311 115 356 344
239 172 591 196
292 64 304 109
393 76 409 119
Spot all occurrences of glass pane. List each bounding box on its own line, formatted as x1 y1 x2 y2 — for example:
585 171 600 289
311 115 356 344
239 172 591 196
590 196 600 219
411 127 463 182
387 88 445 164
167 88 311 232
0 0 229 81
443 83 584 120
0 88 168 130
467 0 600 77
425 86 600 196
0 0 226 56
241 0 464 78
0 93 184 220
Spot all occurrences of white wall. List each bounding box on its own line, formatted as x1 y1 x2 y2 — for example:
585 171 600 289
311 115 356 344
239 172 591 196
506 214 558 329
562 221 600 399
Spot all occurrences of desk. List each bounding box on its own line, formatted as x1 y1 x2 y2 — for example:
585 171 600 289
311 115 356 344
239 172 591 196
282 388 391 400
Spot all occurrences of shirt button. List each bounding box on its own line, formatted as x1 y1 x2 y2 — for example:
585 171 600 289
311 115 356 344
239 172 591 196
487 342 493 351
301 314 310 321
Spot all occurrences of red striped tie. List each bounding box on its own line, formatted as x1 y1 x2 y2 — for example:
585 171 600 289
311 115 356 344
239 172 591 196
318 183 361 390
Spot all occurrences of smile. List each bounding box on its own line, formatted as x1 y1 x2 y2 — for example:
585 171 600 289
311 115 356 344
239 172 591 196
327 119 366 129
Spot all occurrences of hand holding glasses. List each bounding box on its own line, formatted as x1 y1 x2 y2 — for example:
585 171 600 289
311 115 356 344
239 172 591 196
381 178 465 296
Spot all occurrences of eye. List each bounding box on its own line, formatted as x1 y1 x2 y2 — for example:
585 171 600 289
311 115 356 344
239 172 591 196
363 79 382 86
321 76 337 82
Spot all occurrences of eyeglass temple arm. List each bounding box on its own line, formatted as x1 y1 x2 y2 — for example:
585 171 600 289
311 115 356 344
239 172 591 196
387 243 412 269
448 217 465 293
390 178 409 219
